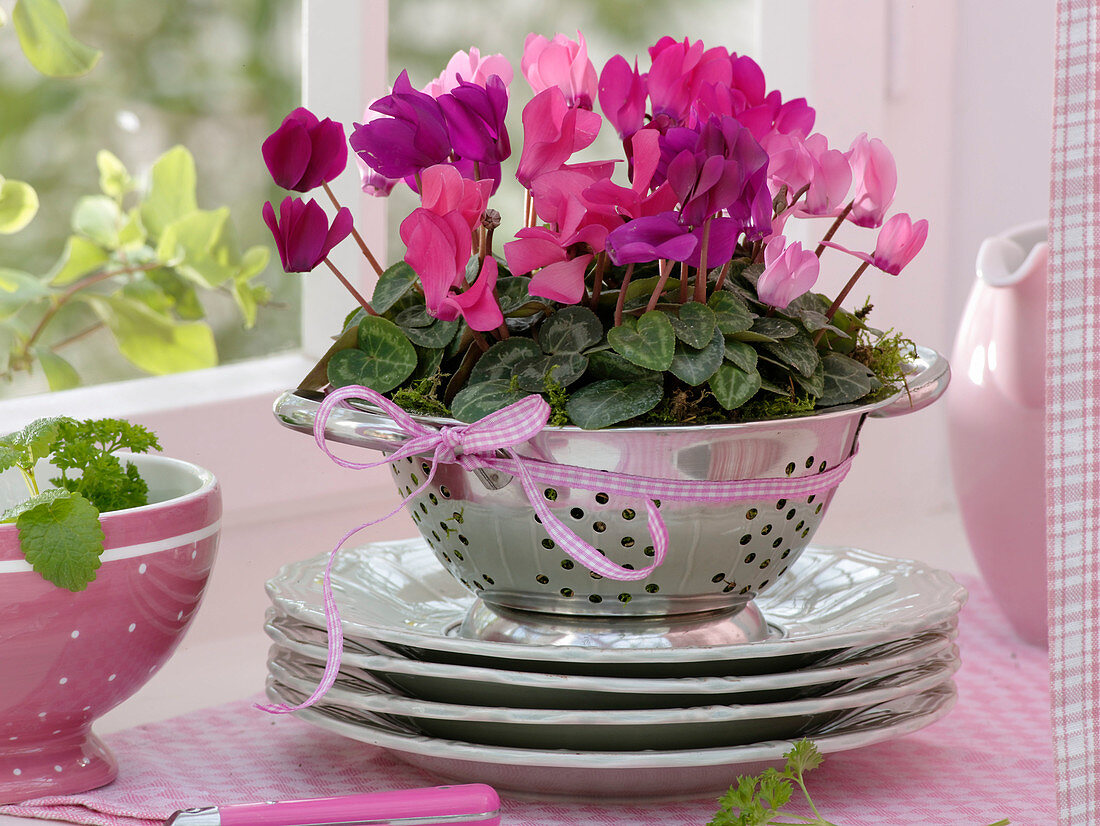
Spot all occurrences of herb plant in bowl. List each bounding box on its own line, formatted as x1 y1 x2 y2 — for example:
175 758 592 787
266 32 948 641
0 418 221 804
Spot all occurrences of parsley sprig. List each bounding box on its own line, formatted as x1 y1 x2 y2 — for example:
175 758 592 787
709 739 1010 826
0 417 161 591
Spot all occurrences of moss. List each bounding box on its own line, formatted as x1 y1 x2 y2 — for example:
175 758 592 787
389 374 451 417
738 392 816 421
857 329 918 401
543 379 571 427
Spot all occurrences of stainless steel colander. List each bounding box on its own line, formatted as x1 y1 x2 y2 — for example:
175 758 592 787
274 346 948 622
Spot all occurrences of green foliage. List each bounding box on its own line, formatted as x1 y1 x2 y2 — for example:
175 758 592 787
0 415 160 590
607 310 675 371
49 417 160 512
0 146 270 390
565 379 663 430
709 738 1010 826
11 0 101 77
0 175 39 234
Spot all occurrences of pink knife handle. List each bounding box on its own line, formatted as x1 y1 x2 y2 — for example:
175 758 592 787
217 784 500 826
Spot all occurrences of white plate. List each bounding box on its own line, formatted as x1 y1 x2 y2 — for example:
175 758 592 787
268 650 958 751
265 539 967 677
265 609 959 709
264 680 958 800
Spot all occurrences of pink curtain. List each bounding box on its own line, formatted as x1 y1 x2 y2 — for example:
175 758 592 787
1049 2 1100 821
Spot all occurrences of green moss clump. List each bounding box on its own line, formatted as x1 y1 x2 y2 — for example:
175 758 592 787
390 375 450 418
737 392 816 421
543 379 571 427
857 329 918 401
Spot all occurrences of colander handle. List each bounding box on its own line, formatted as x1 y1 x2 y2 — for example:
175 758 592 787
868 345 951 419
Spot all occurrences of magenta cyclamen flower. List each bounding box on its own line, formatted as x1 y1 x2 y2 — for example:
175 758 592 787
755 236 820 308
824 213 928 276
350 71 452 180
437 257 505 331
437 75 511 165
846 133 897 228
521 31 598 109
262 197 353 273
262 107 348 192
646 36 733 124
597 55 647 140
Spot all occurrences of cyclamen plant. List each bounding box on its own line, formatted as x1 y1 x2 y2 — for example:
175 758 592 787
262 33 928 429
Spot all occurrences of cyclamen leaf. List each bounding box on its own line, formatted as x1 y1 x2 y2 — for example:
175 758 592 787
514 353 588 392
565 379 663 430
668 301 716 348
469 337 541 383
709 363 763 411
669 326 725 386
762 332 820 378
585 350 661 383
371 262 417 313
17 490 104 591
723 337 759 373
400 318 459 349
538 305 603 354
607 311 675 371
750 317 799 340
708 290 754 335
817 353 875 406
451 380 528 422
326 316 416 393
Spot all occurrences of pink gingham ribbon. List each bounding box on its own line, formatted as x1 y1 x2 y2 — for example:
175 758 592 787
258 384 854 715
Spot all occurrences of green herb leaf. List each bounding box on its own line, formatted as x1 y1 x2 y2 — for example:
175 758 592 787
49 418 160 512
17 490 104 591
607 310 675 371
565 379 663 429
97 150 133 201
140 146 198 237
46 235 110 286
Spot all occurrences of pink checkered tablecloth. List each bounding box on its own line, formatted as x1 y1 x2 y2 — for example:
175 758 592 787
0 573 1053 826
1049 1 1100 823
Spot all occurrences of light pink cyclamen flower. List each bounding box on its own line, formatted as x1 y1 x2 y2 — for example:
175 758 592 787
423 47 514 97
755 236 820 308
846 133 897 228
824 213 928 276
765 132 852 218
521 31 598 109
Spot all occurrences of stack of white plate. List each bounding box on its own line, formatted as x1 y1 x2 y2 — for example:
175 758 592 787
264 538 966 799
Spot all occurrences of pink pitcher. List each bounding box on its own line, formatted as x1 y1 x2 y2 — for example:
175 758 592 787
948 220 1047 646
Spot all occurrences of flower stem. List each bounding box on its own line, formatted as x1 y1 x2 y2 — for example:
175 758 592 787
814 200 854 257
589 252 608 311
323 257 377 315
322 181 384 277
678 260 691 303
713 261 732 292
646 259 676 313
815 260 870 344
614 263 635 326
694 218 711 303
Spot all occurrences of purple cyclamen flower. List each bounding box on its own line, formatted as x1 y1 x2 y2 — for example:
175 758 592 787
350 70 452 180
605 211 698 265
437 74 511 164
262 107 348 192
262 197 353 272
659 116 771 240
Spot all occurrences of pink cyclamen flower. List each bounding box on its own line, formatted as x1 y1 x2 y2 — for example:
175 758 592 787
399 208 473 313
423 47 513 97
824 213 928 276
263 197 353 272
437 257 504 331
418 164 492 231
515 87 602 186
765 132 852 218
646 36 733 124
521 31 598 109
262 107 348 192
756 236 820 308
846 133 897 228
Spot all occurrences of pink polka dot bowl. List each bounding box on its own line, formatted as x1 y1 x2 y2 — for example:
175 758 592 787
0 454 220 804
